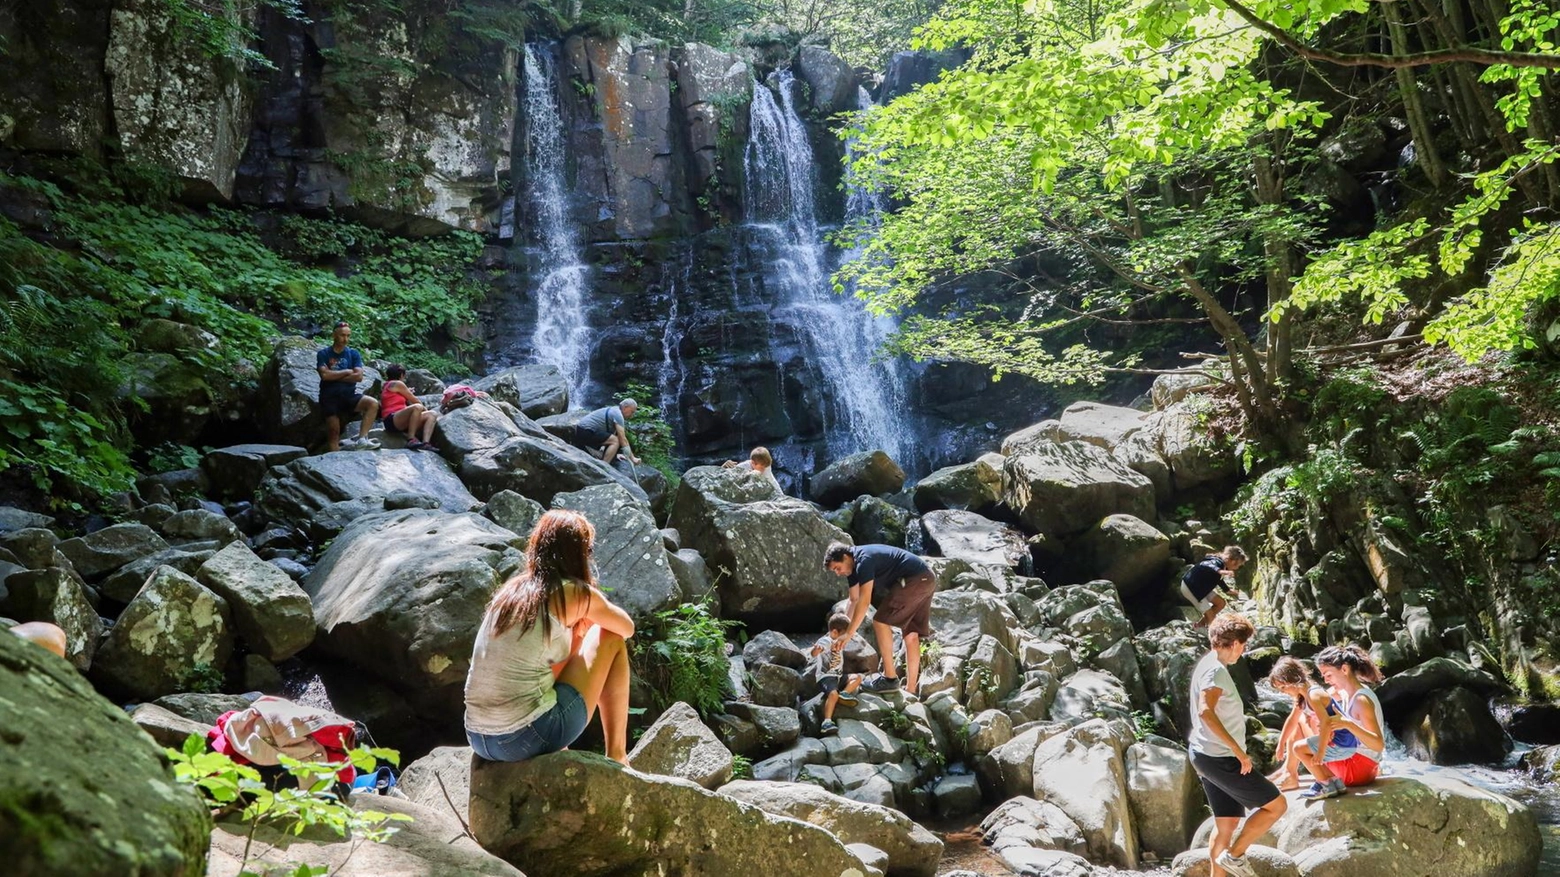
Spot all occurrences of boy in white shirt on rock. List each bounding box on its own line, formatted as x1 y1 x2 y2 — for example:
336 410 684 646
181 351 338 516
810 612 863 736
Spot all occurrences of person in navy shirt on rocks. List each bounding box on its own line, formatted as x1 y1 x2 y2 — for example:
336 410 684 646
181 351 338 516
1182 545 1247 628
824 542 936 696
317 321 379 452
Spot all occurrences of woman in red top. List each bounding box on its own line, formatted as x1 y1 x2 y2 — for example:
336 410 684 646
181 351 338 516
380 364 439 450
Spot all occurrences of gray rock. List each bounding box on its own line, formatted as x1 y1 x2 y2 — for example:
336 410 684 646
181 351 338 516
153 693 255 725
552 483 680 622
1002 443 1155 537
129 703 213 748
723 702 801 756
1171 845 1299 877
196 541 314 662
794 45 859 117
669 547 714 603
750 661 804 707
92 565 233 700
435 399 647 506
750 738 829 782
835 494 915 548
260 337 381 447
209 795 521 877
483 489 544 539
669 466 849 628
160 508 241 546
201 444 308 500
1067 514 1170 598
999 846 1094 877
1151 369 1215 411
743 629 810 669
1031 718 1138 868
472 365 569 418
2 568 101 670
305 509 524 718
720 778 944 876
0 632 211 875
258 449 480 529
980 794 1087 856
627 701 735 789
0 527 65 569
56 522 170 580
0 506 54 532
1400 685 1513 765
1375 656 1505 721
469 752 871 875
922 509 1028 569
1056 401 1148 450
241 654 285 694
383 489 443 510
1127 739 1201 859
933 773 983 818
1051 669 1134 723
912 453 1004 513
398 745 473 826
809 450 906 508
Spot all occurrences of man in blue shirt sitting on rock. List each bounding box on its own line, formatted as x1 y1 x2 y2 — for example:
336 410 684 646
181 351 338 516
316 321 379 452
824 542 937 696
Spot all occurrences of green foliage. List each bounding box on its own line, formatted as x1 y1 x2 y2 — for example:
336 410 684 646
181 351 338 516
631 601 737 718
157 0 307 71
620 381 681 486
1130 710 1158 741
0 174 483 498
147 443 205 475
904 737 945 772
169 735 409 876
181 662 228 694
730 753 753 779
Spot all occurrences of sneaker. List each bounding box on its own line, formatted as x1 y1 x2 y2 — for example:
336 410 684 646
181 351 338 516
1302 777 1346 800
862 674 902 693
819 719 838 736
342 436 380 451
835 689 859 706
1215 851 1259 877
405 438 427 450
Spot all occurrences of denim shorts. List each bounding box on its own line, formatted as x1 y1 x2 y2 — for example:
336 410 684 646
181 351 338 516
467 683 587 762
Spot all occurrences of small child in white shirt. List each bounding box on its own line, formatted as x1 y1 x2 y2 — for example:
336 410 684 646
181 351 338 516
811 612 864 736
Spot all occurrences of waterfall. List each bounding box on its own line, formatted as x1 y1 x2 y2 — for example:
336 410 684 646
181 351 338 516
744 71 916 465
521 44 593 399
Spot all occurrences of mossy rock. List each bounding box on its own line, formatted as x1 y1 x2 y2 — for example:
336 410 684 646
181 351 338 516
0 631 211 875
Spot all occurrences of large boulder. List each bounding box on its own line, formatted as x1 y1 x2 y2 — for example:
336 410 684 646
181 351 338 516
1003 443 1155 537
676 42 752 184
669 466 849 628
1030 718 1139 869
469 752 875 875
2 567 102 670
435 399 647 506
257 449 480 529
1172 846 1299 877
809 450 907 509
1056 401 1148 450
719 779 944 877
92 565 233 701
1065 514 1171 597
208 795 521 877
304 509 525 718
100 547 215 603
1197 764 1540 877
398 745 474 825
912 453 1004 513
472 364 570 418
0 632 212 875
1140 405 1238 497
1126 739 1202 860
56 522 169 580
794 45 859 117
1398 686 1513 765
627 701 735 790
552 483 680 621
832 495 915 548
201 444 308 500
195 542 314 662
920 509 1028 570
1375 657 1505 723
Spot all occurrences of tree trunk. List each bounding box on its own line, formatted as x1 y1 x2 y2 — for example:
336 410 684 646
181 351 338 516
1252 147 1295 386
1384 3 1449 189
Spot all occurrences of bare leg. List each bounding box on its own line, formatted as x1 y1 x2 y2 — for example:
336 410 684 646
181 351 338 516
356 396 379 438
1269 712 1302 790
1292 738 1335 782
326 415 343 452
600 436 621 464
823 690 839 721
1199 593 1227 628
871 620 897 679
904 631 921 694
557 625 631 763
1209 817 1238 877
419 410 438 443
1230 795 1287 856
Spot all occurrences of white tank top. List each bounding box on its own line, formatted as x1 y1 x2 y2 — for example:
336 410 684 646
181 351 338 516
1344 686 1387 762
463 600 572 736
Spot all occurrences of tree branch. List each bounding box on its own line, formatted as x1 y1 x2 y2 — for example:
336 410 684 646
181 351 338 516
1220 0 1560 69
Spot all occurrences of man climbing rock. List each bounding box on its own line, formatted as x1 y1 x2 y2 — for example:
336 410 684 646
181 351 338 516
572 399 640 467
824 542 936 696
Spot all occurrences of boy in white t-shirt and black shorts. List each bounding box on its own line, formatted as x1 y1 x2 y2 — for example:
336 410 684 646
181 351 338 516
810 612 863 736
1189 613 1287 877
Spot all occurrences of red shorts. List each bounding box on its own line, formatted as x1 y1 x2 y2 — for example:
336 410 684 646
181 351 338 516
1326 753 1379 787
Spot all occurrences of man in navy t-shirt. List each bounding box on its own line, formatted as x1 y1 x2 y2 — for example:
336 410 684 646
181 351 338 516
1181 545 1247 628
824 542 936 695
317 321 380 452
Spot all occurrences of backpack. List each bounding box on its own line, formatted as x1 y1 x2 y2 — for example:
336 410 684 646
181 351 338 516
441 385 480 413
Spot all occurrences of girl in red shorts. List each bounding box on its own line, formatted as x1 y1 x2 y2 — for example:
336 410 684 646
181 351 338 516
1290 645 1386 799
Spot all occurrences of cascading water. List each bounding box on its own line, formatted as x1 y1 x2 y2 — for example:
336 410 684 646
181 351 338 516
519 44 593 399
744 71 916 465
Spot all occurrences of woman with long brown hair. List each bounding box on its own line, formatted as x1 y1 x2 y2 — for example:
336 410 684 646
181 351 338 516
464 509 635 763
